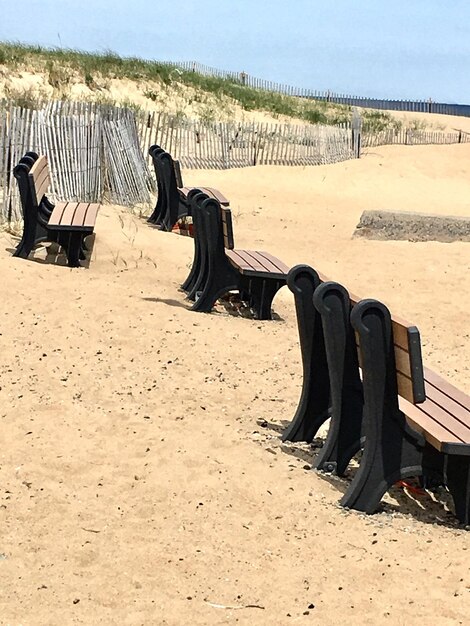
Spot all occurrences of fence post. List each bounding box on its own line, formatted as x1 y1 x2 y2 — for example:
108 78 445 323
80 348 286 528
351 108 362 158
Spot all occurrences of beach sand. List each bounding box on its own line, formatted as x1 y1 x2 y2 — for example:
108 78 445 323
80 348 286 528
0 143 469 624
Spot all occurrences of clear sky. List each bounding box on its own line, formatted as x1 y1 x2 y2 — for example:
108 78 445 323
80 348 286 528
1 0 469 103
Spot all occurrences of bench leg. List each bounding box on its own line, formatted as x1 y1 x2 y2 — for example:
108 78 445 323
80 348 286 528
246 277 285 320
282 266 331 443
66 232 83 267
191 261 239 313
14 221 48 259
446 456 470 525
183 239 202 295
313 282 364 475
341 409 426 513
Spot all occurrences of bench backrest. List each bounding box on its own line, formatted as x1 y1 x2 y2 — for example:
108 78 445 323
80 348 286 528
28 155 51 207
221 207 235 250
311 270 425 405
173 159 184 188
350 297 425 404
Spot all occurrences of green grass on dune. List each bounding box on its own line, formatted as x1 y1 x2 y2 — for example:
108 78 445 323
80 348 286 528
0 41 401 131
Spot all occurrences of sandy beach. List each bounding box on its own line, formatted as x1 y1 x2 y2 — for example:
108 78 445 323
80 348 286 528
0 142 469 624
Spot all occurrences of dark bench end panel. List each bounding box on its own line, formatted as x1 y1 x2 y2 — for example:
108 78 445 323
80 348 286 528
407 326 426 404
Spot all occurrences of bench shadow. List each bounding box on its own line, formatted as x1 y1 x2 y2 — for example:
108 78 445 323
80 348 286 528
216 295 284 321
142 294 284 321
259 419 465 530
5 234 95 269
142 296 190 310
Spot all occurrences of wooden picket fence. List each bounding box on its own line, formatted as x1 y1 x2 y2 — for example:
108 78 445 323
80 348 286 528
362 127 470 148
136 111 354 169
174 61 470 118
0 100 154 223
1 98 469 224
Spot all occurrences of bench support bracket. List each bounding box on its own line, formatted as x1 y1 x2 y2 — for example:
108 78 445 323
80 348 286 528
313 282 364 475
282 266 330 443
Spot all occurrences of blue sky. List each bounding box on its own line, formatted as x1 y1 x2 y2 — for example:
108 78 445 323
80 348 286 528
1 0 469 103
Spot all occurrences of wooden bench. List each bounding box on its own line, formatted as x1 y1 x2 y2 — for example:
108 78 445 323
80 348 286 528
13 154 100 267
282 264 470 524
182 192 289 320
147 145 229 232
346 296 470 524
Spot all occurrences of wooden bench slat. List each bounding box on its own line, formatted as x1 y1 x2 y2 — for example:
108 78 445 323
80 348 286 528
201 187 230 206
226 249 258 272
424 384 470 428
59 202 78 226
47 203 69 227
29 156 51 205
245 250 287 274
83 203 100 228
47 202 99 230
227 249 288 278
424 367 470 411
221 207 235 249
397 371 415 403
33 168 51 205
29 155 48 185
71 203 91 226
256 251 290 275
399 397 468 451
178 186 230 206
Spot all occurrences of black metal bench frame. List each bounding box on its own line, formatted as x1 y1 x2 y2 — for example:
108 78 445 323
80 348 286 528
282 263 470 525
182 193 288 320
13 154 99 267
147 145 229 232
345 298 469 525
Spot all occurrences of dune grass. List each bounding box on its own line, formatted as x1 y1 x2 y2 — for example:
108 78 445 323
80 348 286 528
0 41 401 131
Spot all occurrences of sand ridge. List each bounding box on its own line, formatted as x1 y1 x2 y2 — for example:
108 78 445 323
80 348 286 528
0 143 469 624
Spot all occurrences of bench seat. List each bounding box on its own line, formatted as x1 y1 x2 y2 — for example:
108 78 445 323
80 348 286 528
48 202 100 231
179 186 229 206
226 250 290 279
13 154 100 267
400 371 470 455
182 192 289 319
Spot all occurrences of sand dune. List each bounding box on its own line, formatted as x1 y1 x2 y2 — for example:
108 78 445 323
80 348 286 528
0 142 469 624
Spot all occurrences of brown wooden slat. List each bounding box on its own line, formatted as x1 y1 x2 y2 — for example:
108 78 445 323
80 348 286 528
177 185 229 206
33 167 51 204
71 203 91 227
221 208 235 249
256 251 290 274
202 187 229 206
29 155 48 183
399 397 465 451
424 367 470 411
397 371 414 403
236 250 275 273
227 249 288 279
424 383 470 428
394 345 412 378
173 160 184 188
419 397 470 443
226 249 258 272
390 320 410 352
29 156 51 206
244 250 286 274
47 203 68 227
59 202 78 226
83 203 100 228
